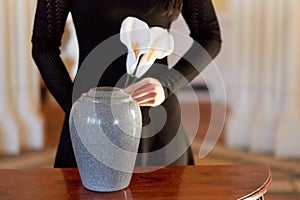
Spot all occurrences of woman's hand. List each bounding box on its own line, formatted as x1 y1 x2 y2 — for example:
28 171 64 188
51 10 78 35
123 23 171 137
123 77 165 107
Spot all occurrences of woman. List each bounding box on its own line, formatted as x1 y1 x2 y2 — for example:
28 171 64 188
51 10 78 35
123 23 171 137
32 0 221 167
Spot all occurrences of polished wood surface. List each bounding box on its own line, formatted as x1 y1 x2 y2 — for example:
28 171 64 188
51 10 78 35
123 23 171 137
0 165 271 200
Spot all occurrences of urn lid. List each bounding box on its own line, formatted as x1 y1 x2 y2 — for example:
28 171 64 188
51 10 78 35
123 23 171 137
80 87 132 102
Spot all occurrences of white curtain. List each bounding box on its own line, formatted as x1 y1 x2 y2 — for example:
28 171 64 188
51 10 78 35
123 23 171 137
0 0 43 155
225 0 300 157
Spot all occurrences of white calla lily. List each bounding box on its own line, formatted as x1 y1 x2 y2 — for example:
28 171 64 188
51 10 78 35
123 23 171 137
135 27 174 78
120 17 175 86
120 17 151 75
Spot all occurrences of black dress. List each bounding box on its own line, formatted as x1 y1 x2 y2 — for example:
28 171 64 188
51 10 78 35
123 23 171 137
32 0 221 167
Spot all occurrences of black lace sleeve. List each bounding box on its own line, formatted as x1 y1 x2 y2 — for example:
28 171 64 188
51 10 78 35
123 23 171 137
178 0 222 77
142 0 222 97
31 0 73 113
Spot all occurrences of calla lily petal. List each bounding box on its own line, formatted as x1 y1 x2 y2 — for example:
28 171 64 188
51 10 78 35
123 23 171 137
126 51 138 74
120 17 151 74
135 27 174 78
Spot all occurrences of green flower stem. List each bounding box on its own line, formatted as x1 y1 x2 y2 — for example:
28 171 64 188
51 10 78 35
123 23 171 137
125 74 130 87
125 74 137 87
131 76 138 84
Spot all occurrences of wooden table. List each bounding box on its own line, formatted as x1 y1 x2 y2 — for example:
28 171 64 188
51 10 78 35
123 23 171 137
0 165 271 200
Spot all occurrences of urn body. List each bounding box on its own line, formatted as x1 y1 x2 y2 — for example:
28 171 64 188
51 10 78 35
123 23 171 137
69 87 142 192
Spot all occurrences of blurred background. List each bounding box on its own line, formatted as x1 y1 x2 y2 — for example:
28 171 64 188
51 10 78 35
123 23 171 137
0 0 300 199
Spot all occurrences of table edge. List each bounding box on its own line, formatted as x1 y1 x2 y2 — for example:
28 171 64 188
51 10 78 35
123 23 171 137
238 165 272 200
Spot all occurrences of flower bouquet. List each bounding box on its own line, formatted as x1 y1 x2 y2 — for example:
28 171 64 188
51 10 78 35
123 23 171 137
120 17 174 87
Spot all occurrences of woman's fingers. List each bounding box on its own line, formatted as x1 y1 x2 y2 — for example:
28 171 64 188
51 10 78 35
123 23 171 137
133 92 157 104
131 83 156 99
123 77 165 107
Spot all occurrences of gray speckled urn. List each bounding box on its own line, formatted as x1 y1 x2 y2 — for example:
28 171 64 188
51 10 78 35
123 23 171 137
69 87 142 192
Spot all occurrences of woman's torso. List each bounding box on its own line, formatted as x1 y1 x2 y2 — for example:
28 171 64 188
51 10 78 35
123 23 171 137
70 0 172 68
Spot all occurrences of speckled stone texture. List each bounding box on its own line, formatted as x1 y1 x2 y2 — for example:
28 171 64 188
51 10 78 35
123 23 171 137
69 87 142 192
